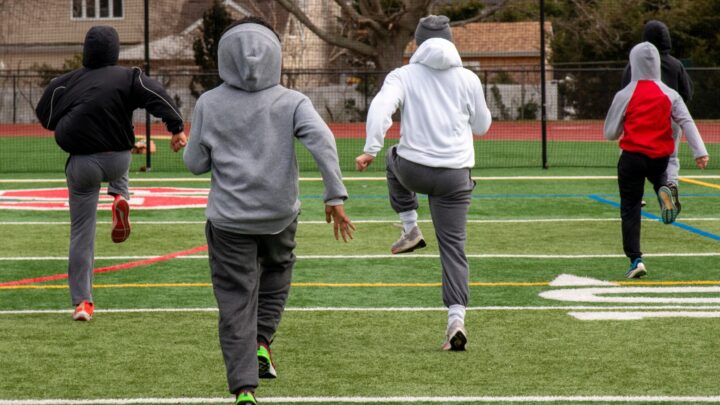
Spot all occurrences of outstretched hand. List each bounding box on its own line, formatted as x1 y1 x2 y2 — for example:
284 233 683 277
355 153 375 172
325 204 355 242
696 155 709 169
170 131 188 152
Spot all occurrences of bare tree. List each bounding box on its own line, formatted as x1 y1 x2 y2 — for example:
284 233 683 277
273 0 509 71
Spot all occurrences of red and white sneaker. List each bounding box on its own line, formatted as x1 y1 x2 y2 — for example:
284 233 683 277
73 300 94 321
111 195 131 243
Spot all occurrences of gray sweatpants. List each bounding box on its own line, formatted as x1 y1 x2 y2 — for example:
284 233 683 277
662 121 682 186
385 145 475 307
65 151 131 306
205 219 297 394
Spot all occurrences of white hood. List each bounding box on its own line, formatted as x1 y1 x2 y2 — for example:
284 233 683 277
364 37 491 169
409 38 462 70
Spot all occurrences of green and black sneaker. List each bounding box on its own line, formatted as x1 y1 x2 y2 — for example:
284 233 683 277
235 390 256 405
258 343 277 379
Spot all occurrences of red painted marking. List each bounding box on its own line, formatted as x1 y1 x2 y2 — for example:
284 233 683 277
0 244 208 287
0 187 209 210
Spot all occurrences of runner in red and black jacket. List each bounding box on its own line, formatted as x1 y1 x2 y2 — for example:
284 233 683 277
620 20 694 213
604 41 709 280
33 26 187 322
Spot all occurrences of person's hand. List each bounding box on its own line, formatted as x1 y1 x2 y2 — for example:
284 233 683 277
170 131 188 152
325 204 355 242
695 155 709 169
355 153 375 172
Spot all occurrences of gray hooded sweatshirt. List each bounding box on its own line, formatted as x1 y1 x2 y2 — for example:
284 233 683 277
603 42 706 159
184 23 347 234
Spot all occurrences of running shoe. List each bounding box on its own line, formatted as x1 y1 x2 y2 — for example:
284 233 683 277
391 225 426 254
625 258 647 279
657 186 678 224
72 300 94 321
258 342 277 379
111 195 131 243
441 319 467 351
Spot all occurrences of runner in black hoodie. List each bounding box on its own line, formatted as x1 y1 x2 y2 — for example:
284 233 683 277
35 26 187 321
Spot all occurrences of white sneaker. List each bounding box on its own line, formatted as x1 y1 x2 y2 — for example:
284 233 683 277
391 225 426 254
441 319 467 351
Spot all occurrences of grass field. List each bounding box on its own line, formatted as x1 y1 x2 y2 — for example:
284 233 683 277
1 167 719 404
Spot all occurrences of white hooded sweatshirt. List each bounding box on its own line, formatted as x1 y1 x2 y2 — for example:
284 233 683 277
364 38 491 169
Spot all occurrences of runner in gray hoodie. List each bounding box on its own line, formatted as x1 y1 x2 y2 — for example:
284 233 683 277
183 17 354 405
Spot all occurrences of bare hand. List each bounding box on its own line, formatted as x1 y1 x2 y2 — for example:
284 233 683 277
695 155 709 169
170 131 188 152
325 204 355 242
355 153 375 172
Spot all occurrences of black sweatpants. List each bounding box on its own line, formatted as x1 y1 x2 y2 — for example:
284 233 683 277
617 151 669 261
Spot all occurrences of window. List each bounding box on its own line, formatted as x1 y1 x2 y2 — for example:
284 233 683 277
72 0 123 19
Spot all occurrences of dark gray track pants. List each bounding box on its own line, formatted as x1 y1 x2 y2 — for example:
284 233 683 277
205 219 297 393
385 145 475 307
65 151 131 306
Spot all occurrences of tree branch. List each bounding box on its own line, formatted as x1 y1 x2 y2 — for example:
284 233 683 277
275 0 377 57
448 0 511 26
334 0 387 35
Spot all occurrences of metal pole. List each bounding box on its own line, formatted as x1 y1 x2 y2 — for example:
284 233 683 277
144 0 152 171
539 0 548 169
12 74 17 124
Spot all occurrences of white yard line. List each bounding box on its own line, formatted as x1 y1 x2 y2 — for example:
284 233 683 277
2 305 720 315
1 252 719 261
3 395 720 404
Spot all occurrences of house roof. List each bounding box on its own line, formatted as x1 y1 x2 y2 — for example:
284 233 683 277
120 0 248 62
405 21 553 58
118 35 195 61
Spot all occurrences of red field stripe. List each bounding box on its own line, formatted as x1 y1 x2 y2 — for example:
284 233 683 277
0 244 208 287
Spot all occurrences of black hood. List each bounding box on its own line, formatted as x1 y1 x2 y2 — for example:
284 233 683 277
82 26 120 69
642 20 672 54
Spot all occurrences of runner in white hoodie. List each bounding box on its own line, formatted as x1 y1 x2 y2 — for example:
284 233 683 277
355 15 492 351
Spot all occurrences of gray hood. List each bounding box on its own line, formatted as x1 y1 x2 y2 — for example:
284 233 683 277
409 37 462 70
629 41 661 81
218 23 281 92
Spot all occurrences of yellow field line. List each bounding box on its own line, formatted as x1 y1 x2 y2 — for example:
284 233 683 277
680 177 720 190
2 280 720 290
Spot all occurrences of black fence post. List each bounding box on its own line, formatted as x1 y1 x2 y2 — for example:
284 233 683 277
540 0 548 169
12 74 17 124
363 71 369 117
144 0 152 171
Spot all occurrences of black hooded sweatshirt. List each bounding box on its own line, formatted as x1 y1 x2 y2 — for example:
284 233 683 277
620 20 693 102
35 26 183 155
